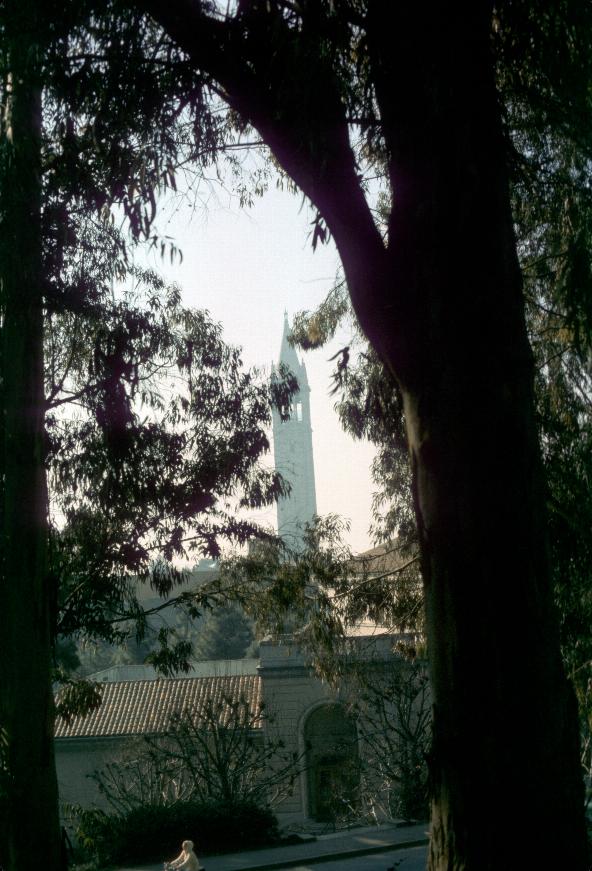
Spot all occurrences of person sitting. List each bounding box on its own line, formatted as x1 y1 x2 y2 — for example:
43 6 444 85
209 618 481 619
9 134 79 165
164 839 203 871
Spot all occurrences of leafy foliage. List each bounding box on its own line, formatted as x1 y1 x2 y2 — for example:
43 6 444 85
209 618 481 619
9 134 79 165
41 0 262 255
0 2 299 692
72 797 279 865
217 516 423 680
54 678 103 724
46 276 294 680
292 294 415 547
492 2 592 787
192 605 256 661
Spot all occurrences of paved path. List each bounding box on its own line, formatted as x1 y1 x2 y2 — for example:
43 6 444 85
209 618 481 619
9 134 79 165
271 843 428 871
117 823 430 871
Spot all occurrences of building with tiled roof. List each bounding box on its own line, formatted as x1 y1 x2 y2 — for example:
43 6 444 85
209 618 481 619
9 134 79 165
55 674 263 739
55 638 408 825
54 668 266 812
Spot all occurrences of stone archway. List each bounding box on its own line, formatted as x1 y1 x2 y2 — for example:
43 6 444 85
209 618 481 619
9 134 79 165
303 703 359 822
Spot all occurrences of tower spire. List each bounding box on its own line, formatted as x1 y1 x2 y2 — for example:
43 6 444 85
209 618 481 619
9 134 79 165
279 310 301 376
272 314 317 550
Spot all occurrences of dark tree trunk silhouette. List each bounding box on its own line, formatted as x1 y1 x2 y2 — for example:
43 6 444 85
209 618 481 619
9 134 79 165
137 2 588 866
0 5 62 870
366 8 587 867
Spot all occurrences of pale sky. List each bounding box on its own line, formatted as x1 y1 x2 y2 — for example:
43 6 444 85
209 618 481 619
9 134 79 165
139 175 377 554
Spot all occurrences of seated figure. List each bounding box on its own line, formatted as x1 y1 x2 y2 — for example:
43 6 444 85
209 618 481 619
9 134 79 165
165 839 203 871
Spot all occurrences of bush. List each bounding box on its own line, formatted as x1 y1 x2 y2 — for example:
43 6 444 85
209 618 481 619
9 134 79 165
74 798 279 865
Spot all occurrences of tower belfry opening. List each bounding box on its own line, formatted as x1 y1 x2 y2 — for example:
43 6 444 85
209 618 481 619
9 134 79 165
272 314 317 550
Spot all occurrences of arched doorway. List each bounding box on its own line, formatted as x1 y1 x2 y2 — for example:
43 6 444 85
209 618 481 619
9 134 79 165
303 703 359 822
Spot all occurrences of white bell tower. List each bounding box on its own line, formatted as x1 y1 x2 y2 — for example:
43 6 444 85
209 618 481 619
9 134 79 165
272 313 317 549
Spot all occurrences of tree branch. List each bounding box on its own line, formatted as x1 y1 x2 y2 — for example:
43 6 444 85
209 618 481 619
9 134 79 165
133 0 389 353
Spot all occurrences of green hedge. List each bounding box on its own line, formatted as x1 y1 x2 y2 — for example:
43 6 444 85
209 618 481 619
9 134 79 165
75 798 279 865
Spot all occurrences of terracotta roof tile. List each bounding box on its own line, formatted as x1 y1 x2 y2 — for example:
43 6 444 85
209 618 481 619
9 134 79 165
55 674 263 739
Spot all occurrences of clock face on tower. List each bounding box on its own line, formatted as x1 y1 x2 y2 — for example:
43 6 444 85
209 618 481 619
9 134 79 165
272 314 317 550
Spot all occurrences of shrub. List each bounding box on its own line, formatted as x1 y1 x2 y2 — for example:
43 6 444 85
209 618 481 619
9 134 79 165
91 696 302 812
74 798 279 865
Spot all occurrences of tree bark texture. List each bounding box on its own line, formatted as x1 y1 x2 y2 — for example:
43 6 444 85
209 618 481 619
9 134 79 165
363 6 587 868
135 1 588 866
0 4 62 870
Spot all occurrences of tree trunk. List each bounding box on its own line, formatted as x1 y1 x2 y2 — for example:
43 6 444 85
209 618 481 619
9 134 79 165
0 5 62 870
362 5 588 868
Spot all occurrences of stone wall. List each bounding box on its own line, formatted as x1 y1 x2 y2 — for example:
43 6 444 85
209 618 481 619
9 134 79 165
56 736 125 813
258 639 352 824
